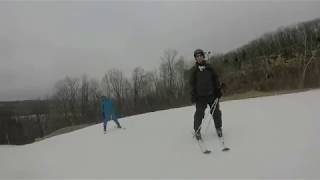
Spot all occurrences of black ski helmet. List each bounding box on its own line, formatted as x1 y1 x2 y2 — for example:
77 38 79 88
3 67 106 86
194 49 205 58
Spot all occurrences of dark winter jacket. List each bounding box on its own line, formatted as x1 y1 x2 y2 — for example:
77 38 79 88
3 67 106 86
189 62 221 101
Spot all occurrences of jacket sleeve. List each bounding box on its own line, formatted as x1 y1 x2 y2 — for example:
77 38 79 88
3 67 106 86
189 66 197 98
101 103 105 119
209 65 221 89
208 65 223 98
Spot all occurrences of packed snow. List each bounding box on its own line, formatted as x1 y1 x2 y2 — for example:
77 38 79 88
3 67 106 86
1 90 320 179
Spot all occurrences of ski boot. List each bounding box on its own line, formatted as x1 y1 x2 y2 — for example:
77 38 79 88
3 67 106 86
195 131 202 141
216 127 223 138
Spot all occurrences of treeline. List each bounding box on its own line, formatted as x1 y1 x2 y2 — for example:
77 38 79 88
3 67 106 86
0 100 49 144
0 49 191 145
1 18 320 145
212 18 320 94
51 49 189 122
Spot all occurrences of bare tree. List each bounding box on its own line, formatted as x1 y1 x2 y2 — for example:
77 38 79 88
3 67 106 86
88 78 102 122
67 77 80 123
174 56 186 99
80 75 89 122
53 79 69 125
101 69 128 113
101 73 112 98
132 67 145 109
53 76 80 126
123 78 133 115
299 27 317 88
159 49 179 104
160 49 178 90
31 98 48 137
142 70 158 110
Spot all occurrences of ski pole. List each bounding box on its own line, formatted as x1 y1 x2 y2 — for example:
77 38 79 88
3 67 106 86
195 97 219 136
203 98 219 135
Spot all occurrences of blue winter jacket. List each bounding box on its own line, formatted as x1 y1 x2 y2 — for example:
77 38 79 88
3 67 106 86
102 98 118 122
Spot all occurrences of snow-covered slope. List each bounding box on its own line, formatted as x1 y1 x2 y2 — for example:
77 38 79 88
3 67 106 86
1 90 320 179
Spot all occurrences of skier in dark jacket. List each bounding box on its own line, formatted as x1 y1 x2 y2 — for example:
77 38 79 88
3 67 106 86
190 49 223 140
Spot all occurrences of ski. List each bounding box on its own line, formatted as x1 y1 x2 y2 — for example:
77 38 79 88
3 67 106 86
197 139 211 154
192 133 211 154
104 127 126 134
112 126 126 130
218 136 230 152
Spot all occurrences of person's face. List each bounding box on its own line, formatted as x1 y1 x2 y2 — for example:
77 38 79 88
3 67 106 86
195 54 205 64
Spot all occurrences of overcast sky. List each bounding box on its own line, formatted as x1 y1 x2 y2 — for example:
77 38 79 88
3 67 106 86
1 1 320 101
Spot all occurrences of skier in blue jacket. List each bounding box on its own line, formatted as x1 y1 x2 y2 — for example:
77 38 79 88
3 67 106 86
101 96 122 133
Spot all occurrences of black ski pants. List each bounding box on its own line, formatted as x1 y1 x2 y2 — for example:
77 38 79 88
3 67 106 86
194 95 222 133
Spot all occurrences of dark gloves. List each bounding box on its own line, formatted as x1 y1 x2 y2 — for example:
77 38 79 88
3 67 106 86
215 82 226 98
215 87 222 98
191 95 197 103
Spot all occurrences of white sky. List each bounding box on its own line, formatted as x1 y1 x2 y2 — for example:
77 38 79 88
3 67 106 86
1 1 320 101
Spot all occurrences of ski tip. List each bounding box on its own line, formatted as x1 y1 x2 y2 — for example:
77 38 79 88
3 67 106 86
203 150 211 154
222 147 230 152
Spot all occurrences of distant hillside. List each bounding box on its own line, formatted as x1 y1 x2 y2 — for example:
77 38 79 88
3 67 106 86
210 18 320 94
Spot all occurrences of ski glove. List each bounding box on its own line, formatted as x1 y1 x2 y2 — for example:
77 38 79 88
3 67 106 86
191 95 197 103
215 88 222 98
